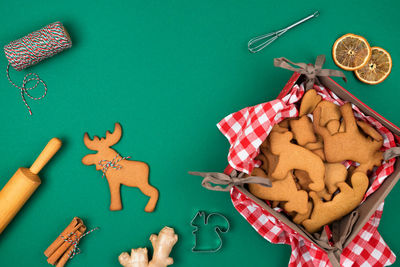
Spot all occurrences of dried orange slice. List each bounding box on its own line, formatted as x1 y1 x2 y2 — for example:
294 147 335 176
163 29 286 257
332 34 371 71
355 47 392 85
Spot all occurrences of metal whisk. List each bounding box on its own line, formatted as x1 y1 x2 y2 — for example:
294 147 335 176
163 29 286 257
248 11 320 53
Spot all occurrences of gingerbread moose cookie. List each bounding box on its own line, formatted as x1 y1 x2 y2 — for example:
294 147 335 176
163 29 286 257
82 123 159 212
246 89 384 233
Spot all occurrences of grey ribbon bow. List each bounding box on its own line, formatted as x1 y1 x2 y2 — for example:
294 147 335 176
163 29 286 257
189 170 272 192
274 55 347 90
383 147 400 161
319 229 342 267
308 211 359 267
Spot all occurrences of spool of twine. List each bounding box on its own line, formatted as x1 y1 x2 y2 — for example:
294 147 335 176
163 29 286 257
3 22 72 115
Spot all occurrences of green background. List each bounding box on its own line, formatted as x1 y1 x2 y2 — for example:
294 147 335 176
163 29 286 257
0 0 399 266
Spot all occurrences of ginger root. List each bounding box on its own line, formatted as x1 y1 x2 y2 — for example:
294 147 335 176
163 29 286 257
119 248 148 267
119 226 178 267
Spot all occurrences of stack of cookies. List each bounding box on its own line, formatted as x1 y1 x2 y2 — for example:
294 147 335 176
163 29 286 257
248 89 384 233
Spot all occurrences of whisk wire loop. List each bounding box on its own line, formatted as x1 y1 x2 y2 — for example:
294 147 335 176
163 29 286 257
248 11 319 53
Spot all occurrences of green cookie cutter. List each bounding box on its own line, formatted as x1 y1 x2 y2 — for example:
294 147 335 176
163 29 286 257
190 211 230 253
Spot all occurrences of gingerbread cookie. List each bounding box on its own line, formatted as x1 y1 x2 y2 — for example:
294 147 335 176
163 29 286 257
315 101 341 127
289 116 316 146
260 140 279 176
299 89 322 116
312 100 341 135
294 170 331 201
338 120 345 132
269 131 325 191
304 137 323 150
356 120 383 141
312 148 325 161
313 103 383 172
246 96 382 232
278 118 291 129
292 201 313 224
271 123 289 133
302 172 369 233
324 163 347 194
248 168 309 214
82 123 159 212
294 170 310 190
326 120 340 134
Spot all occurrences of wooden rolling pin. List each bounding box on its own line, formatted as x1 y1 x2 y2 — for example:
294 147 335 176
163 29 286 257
0 138 62 234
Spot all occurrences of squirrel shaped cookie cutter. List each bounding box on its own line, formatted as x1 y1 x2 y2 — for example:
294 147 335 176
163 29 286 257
190 211 230 253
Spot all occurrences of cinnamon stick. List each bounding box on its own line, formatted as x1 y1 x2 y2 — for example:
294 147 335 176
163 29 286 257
55 224 87 267
45 217 84 265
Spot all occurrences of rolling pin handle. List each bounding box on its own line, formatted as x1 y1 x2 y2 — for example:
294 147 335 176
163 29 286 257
29 138 62 175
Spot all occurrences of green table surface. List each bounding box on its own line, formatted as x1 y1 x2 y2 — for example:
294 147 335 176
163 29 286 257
0 0 399 266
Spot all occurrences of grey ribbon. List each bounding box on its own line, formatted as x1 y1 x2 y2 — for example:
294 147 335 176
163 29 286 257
317 228 341 267
326 248 342 267
307 211 360 267
274 55 347 90
311 229 341 267
329 212 359 267
189 170 272 192
383 147 400 160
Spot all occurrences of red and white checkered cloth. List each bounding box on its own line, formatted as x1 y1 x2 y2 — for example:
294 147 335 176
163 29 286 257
231 189 395 266
217 82 397 266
